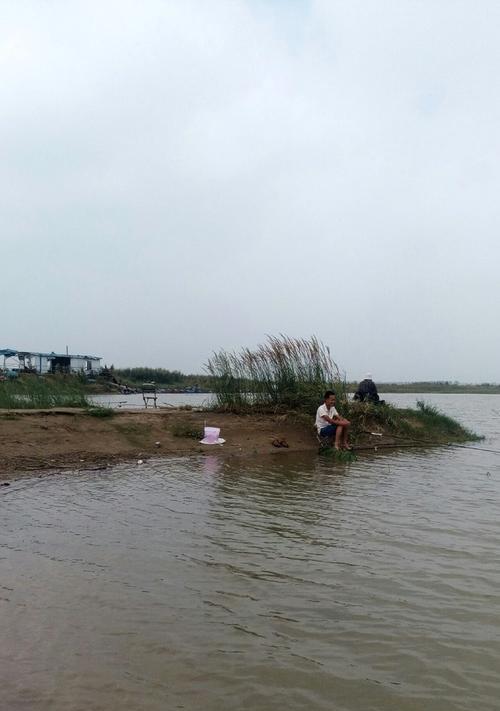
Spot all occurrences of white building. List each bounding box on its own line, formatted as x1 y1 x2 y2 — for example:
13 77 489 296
0 348 102 375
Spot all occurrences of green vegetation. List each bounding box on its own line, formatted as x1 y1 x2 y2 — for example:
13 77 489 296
0 375 89 409
90 365 500 396
111 366 184 385
411 400 481 441
346 400 481 444
102 365 212 390
206 335 347 413
319 447 357 462
412 400 465 431
206 335 480 445
87 406 115 418
170 421 204 439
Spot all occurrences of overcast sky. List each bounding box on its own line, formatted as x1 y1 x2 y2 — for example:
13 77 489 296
2 0 499 381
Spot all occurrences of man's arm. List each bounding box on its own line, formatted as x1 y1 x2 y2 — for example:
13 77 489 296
322 412 350 426
321 413 335 425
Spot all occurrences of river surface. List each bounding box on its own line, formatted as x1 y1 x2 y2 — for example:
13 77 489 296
90 391 212 409
2 394 500 710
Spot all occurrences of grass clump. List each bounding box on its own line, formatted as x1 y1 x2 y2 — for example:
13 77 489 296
412 400 481 441
87 406 115 418
346 401 413 441
0 375 89 409
206 334 347 414
346 399 481 444
319 447 357 462
170 421 203 439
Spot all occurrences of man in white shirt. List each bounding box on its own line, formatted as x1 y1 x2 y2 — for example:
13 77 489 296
315 390 351 450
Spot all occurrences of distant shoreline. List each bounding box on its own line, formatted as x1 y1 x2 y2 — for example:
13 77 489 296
92 383 500 396
366 384 500 394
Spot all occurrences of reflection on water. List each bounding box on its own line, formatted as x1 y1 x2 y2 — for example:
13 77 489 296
2 395 500 711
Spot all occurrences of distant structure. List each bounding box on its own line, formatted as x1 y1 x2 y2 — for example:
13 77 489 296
0 348 102 375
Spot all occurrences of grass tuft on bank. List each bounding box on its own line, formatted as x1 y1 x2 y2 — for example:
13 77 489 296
170 421 204 439
87 406 115 418
0 375 90 409
413 400 478 440
345 400 481 444
206 334 347 413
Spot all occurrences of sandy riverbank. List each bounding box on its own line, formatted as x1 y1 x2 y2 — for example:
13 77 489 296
0 408 403 481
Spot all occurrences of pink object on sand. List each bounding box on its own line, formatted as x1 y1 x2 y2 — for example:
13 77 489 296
200 426 225 445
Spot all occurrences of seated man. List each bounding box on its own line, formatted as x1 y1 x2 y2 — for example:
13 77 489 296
315 390 351 450
353 373 380 403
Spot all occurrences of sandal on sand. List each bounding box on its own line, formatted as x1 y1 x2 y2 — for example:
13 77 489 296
272 438 290 448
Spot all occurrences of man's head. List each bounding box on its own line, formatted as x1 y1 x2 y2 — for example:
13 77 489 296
324 390 336 407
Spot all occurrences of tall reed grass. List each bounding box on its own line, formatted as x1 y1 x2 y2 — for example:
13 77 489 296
206 335 347 413
0 376 90 409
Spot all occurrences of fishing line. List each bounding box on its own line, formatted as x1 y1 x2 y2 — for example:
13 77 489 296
362 430 500 455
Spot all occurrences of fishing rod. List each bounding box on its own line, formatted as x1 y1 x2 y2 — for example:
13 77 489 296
362 430 500 455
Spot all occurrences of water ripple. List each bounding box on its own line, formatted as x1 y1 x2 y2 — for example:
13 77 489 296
2 394 500 710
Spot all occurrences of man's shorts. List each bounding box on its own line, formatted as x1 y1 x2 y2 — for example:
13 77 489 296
319 424 337 438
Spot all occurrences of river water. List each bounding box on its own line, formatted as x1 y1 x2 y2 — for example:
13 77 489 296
90 392 213 409
2 395 500 710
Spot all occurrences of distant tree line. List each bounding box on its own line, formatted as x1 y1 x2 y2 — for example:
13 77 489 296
100 365 213 388
350 381 500 394
110 367 184 384
99 364 499 394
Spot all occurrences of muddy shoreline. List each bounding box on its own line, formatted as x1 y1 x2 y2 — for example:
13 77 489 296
0 408 407 482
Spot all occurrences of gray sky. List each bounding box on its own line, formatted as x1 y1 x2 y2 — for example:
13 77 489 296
2 0 499 381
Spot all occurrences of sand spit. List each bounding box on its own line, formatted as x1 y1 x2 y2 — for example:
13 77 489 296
0 408 409 481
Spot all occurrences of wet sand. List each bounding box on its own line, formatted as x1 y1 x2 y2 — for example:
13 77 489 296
0 409 338 481
0 407 430 482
